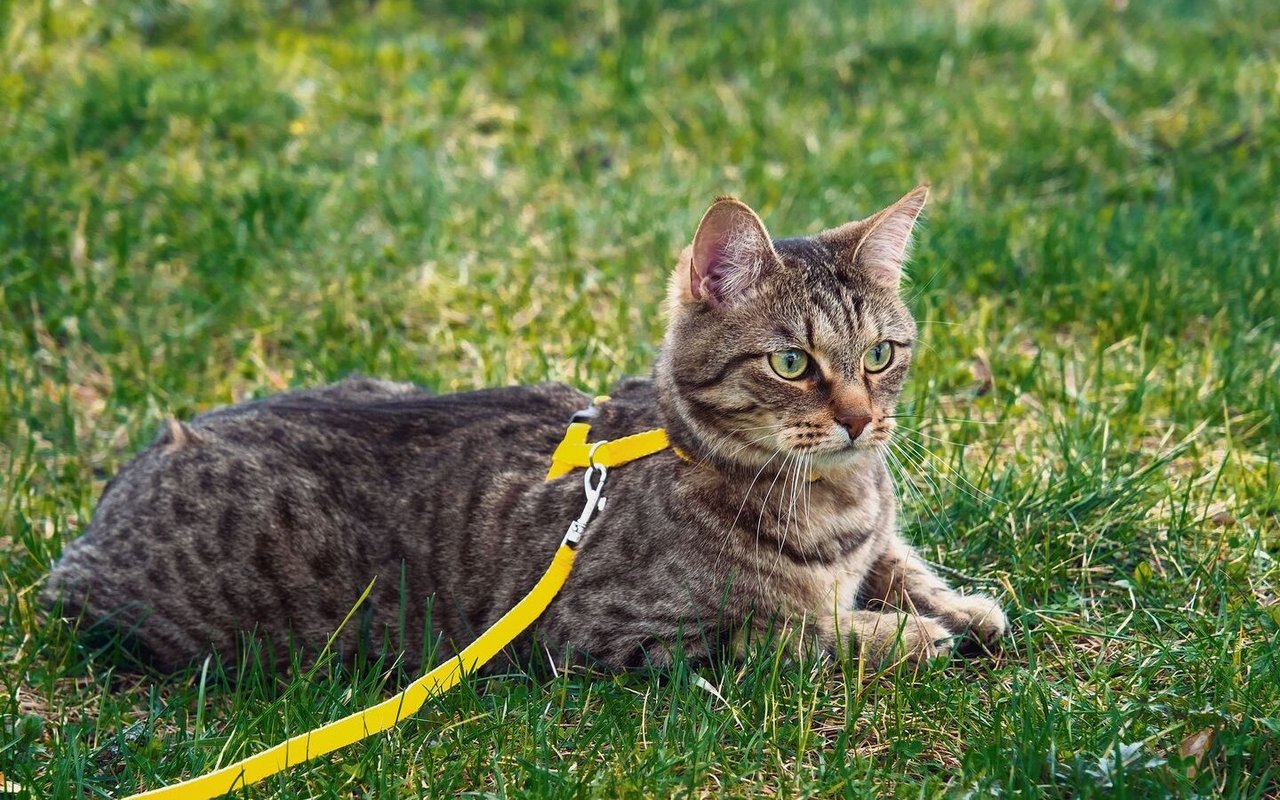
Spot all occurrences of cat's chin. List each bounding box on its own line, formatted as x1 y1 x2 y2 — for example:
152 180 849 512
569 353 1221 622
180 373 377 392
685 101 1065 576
797 444 881 471
726 445 871 476
724 440 883 475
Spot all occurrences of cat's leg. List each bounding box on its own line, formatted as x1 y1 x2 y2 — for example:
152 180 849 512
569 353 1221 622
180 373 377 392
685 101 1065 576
859 534 1006 649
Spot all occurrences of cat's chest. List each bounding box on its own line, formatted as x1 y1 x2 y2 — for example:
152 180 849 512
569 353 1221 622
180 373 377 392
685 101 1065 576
764 474 893 611
800 518 888 611
806 482 888 540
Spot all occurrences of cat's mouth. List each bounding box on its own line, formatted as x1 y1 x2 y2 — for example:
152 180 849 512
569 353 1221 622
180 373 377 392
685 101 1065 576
794 438 884 466
750 423 892 468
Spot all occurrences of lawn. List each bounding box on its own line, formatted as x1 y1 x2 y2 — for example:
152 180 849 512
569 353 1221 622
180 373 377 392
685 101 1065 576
2 0 1278 797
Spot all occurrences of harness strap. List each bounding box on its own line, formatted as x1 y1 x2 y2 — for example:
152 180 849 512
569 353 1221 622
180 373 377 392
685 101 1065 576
546 424 670 479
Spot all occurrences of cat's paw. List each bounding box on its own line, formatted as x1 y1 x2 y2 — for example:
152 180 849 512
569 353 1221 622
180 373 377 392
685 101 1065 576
894 615 955 663
846 611 954 665
936 593 1007 647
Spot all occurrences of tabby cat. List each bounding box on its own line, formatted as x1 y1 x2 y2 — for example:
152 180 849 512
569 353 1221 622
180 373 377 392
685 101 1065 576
44 186 1006 672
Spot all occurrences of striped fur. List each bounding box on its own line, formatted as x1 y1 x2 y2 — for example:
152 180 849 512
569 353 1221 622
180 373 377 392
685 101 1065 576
43 187 1005 672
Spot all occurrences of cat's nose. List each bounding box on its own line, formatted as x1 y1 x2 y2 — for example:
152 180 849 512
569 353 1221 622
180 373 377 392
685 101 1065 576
835 411 873 440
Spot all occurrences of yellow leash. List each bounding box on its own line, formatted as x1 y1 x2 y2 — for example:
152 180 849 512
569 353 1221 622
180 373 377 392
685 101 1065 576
123 413 670 799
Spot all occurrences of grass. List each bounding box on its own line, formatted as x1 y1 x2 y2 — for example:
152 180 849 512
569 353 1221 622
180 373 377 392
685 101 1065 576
2 0 1278 796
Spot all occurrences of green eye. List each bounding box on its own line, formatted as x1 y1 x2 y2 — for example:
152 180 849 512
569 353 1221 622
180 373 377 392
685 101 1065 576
864 341 894 373
769 349 810 380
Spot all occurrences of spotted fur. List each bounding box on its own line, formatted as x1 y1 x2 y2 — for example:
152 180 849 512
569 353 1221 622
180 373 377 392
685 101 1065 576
44 187 1006 672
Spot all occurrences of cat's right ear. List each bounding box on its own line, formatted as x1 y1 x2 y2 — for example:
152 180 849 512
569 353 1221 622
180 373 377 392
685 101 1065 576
682 197 778 308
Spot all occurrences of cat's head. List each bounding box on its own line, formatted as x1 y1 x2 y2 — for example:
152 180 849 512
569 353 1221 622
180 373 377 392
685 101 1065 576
656 186 927 474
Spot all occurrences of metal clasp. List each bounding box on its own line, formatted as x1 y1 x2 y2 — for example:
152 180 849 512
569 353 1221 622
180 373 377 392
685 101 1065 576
562 442 609 546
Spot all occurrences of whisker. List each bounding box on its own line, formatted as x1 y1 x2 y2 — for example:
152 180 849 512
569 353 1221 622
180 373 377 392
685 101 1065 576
723 431 783 460
904 267 944 305
894 434 999 505
755 452 794 587
889 439 956 514
786 455 814 570
882 442 953 544
800 454 816 568
892 424 977 450
688 425 781 469
727 422 790 433
887 414 1001 426
803 453 814 535
714 445 785 574
774 456 800 571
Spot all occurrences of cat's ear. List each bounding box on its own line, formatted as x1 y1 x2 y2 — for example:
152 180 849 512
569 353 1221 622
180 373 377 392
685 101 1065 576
822 184 929 289
683 197 779 308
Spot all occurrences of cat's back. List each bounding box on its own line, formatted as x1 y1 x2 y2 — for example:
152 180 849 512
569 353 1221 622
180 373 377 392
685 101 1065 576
43 376 592 669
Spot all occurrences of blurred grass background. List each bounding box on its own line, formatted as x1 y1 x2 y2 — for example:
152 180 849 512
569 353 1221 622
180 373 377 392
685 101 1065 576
2 0 1278 797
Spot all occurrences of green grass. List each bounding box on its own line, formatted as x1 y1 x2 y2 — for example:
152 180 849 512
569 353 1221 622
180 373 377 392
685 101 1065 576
3 0 1278 796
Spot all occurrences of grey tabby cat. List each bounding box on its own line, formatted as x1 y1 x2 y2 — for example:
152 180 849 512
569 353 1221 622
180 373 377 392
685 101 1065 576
44 186 1006 673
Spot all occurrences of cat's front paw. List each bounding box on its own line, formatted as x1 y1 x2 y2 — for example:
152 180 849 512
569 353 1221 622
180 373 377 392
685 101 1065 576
844 611 955 666
936 593 1007 647
894 615 956 664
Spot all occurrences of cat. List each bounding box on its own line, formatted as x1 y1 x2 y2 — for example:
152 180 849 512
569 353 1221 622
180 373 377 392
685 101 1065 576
43 185 1007 673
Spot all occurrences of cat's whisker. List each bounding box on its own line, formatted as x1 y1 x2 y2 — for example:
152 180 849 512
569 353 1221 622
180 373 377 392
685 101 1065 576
680 425 780 471
893 434 999 505
781 455 801 557
880 442 953 545
754 451 795 587
779 454 814 574
803 453 815 534
688 421 786 467
794 454 821 570
793 455 814 568
755 451 792 543
714 444 786 575
773 457 797 569
887 414 1001 426
903 267 944 306
888 429 1004 506
722 431 784 460
911 339 940 358
886 437 995 549
892 423 977 450
728 422 790 433
884 440 952 530
684 426 740 461
886 436 951 503
889 445 952 530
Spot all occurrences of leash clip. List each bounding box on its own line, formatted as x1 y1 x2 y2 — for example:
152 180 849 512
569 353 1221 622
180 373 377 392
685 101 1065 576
563 442 609 546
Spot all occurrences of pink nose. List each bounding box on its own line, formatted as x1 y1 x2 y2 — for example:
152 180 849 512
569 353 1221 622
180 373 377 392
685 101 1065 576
835 411 872 440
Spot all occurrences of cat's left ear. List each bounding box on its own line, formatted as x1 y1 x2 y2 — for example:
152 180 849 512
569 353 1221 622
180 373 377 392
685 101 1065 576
821 184 929 289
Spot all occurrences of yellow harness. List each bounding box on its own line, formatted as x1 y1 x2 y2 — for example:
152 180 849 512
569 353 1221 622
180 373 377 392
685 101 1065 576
125 403 670 800
547 423 670 480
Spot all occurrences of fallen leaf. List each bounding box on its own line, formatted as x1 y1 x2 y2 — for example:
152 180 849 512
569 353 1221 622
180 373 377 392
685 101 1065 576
1178 727 1214 777
971 353 994 396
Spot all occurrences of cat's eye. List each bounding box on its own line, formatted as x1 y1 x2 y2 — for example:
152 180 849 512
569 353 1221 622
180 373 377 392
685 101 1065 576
864 341 894 373
769 349 810 380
